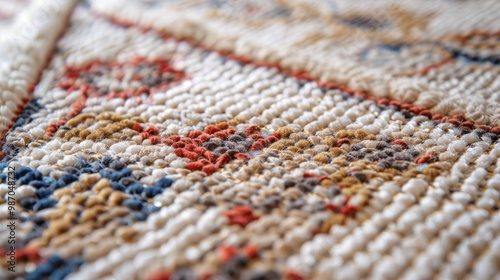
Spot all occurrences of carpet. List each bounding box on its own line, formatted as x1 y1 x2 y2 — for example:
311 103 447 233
1 0 500 279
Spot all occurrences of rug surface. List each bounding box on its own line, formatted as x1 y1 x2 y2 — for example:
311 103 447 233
1 0 500 279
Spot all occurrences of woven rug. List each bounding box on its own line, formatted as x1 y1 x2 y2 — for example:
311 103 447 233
1 0 500 279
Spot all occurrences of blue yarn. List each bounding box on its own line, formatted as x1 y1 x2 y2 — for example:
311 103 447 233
142 204 161 216
109 160 125 170
33 198 57 211
43 177 55 185
64 166 79 174
143 187 163 198
25 263 51 280
111 182 126 191
32 170 42 180
109 171 125 181
15 166 32 177
416 164 429 171
14 117 27 127
123 198 143 211
120 168 133 178
19 197 37 210
74 157 90 169
36 188 53 199
80 167 94 174
36 262 52 275
156 177 174 189
446 47 500 65
104 168 132 182
59 174 79 184
28 180 47 188
119 176 136 186
0 161 8 172
118 217 133 225
66 257 84 268
101 156 114 167
91 162 104 172
99 169 112 179
133 212 147 221
31 215 46 226
12 98 43 129
49 268 72 280
17 174 33 185
49 180 66 190
26 255 84 280
18 171 41 185
48 255 65 266
127 183 144 195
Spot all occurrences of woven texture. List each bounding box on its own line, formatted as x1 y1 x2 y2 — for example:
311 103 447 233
1 1 500 279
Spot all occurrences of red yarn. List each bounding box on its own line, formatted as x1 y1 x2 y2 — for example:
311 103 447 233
243 244 259 259
224 206 259 227
174 148 185 157
234 153 250 161
185 161 204 171
148 271 171 280
390 139 408 148
337 138 350 146
202 164 218 175
131 123 143 132
246 125 260 134
188 130 202 138
171 142 185 148
415 154 433 164
149 136 160 145
215 154 231 167
247 134 264 140
340 205 357 216
284 270 304 280
145 126 159 135
204 125 220 134
218 245 239 263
